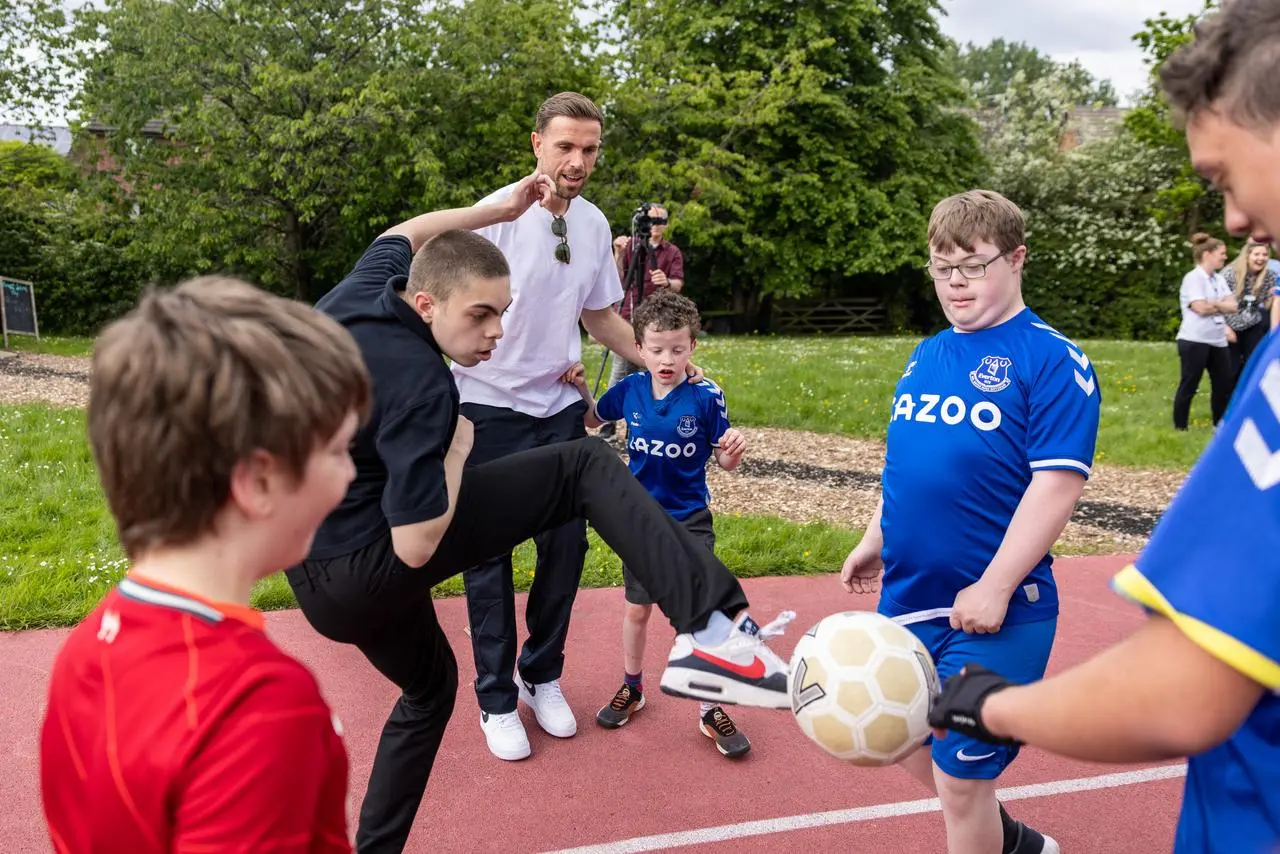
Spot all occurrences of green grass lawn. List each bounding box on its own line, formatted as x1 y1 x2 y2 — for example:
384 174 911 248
1 332 1211 630
580 333 1215 470
0 405 863 629
3 335 95 357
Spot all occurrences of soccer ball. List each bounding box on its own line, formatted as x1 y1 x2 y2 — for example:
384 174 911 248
788 610 939 767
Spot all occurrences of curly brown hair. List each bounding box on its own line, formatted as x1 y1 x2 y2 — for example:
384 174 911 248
630 289 701 344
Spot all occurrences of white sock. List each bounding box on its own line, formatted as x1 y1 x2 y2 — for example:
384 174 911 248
699 702 716 716
691 610 734 646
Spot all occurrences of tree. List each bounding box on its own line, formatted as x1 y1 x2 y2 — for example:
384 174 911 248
976 65 1194 340
1012 130 1191 340
950 38 1118 108
0 138 76 191
65 0 444 301
0 140 149 335
57 0 611 302
977 67 1079 201
0 0 72 122
602 0 983 330
398 0 607 212
1125 1 1220 237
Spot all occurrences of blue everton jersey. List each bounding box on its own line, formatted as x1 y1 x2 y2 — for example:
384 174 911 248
1112 329 1280 854
596 374 731 521
879 308 1101 625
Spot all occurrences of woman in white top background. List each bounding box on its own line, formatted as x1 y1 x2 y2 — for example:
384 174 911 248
1173 232 1237 430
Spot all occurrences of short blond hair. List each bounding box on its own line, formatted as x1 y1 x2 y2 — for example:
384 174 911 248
88 276 371 559
535 91 603 134
928 190 1026 255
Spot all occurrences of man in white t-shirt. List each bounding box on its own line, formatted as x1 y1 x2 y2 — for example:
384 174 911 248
452 92 681 761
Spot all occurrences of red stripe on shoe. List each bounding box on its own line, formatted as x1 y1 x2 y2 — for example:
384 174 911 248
690 650 766 680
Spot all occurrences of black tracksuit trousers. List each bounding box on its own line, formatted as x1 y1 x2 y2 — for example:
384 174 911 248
286 437 749 853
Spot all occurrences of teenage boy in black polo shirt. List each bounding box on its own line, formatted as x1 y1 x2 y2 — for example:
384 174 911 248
285 172 795 854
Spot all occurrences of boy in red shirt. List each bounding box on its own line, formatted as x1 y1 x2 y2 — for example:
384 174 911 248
39 277 371 853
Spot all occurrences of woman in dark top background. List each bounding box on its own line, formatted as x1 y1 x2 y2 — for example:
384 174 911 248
1222 238 1276 376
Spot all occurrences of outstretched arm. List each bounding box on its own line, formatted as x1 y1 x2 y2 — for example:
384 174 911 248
382 172 553 254
939 614 1264 763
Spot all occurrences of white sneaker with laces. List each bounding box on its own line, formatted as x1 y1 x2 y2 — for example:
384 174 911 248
479 710 531 761
518 677 577 738
660 610 794 709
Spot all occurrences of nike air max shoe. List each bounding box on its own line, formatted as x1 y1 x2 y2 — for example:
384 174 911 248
660 611 794 709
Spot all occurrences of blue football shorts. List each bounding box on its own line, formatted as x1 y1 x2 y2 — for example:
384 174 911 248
906 615 1057 780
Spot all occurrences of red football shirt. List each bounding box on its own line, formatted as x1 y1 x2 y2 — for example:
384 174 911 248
40 575 352 853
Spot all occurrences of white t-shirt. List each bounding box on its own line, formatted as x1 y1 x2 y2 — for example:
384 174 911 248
1176 267 1230 347
451 182 624 417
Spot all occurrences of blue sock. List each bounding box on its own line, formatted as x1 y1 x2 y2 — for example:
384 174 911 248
692 610 734 646
624 671 642 691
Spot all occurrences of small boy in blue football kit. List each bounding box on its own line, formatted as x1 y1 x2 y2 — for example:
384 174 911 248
929 5 1280 853
842 189 1099 854
565 289 758 758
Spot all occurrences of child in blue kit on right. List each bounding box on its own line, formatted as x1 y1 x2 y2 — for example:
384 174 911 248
564 288 762 758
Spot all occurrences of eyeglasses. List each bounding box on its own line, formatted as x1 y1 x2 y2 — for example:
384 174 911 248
925 251 1007 281
551 214 570 263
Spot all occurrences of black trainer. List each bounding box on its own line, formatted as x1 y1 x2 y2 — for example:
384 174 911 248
596 683 645 729
699 706 751 758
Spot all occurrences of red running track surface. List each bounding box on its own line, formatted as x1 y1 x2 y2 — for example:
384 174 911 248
0 554 1185 853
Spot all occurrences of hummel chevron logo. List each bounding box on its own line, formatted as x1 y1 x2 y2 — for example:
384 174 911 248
1233 360 1280 491
1066 346 1095 396
1032 321 1073 344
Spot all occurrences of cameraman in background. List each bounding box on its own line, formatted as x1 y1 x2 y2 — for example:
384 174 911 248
599 203 685 438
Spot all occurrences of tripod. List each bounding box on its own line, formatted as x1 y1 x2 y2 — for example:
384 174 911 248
593 234 656 395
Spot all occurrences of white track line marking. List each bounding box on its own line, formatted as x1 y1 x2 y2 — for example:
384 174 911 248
541 763 1187 853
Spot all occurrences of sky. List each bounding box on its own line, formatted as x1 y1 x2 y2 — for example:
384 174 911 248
937 0 1210 105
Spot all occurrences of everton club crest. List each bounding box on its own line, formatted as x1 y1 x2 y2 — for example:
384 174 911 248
676 414 698 438
969 355 1013 393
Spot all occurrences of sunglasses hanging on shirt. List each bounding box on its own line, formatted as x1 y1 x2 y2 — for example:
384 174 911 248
551 214 570 263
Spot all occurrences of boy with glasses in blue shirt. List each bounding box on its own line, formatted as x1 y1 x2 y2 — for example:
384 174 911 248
842 189 1101 853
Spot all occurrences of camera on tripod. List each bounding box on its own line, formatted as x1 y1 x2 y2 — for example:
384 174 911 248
631 202 667 240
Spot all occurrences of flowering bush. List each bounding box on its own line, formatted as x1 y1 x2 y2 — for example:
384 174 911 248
981 70 1191 340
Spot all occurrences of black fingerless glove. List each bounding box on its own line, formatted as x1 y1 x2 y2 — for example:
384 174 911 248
927 664 1023 748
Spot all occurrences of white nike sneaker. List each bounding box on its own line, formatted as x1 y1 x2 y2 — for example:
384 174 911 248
518 677 578 738
659 611 794 709
479 710 531 761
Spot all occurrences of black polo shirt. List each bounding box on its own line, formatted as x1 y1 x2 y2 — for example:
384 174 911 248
307 235 460 560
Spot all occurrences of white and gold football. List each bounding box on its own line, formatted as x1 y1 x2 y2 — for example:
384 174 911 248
788 610 940 767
